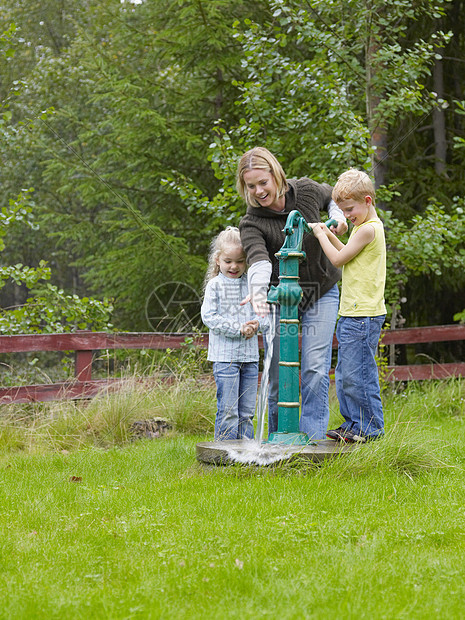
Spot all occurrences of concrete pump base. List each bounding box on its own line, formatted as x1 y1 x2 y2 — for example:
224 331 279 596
196 438 356 466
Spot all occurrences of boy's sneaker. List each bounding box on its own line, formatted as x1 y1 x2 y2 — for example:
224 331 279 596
326 426 350 442
326 426 366 444
344 429 367 443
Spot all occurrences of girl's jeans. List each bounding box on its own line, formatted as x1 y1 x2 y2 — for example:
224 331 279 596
267 284 340 440
213 361 258 440
335 315 386 438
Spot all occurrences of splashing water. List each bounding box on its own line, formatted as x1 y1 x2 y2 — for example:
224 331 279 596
225 440 299 466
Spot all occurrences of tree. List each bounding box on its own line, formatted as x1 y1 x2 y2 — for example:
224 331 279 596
1 0 464 332
0 0 271 329
0 23 112 334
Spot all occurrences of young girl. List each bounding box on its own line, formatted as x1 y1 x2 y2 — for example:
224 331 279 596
201 226 265 441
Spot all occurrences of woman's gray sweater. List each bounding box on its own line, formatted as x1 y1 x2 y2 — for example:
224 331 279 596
239 177 341 310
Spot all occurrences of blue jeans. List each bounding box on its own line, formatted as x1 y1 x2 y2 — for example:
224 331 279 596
213 361 258 440
267 284 339 440
335 315 386 438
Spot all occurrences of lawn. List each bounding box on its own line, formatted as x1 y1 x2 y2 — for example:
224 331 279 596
1 379 465 619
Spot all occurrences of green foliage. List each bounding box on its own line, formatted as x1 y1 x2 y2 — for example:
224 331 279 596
1 0 465 331
158 336 209 381
0 283 114 334
0 183 112 335
204 0 450 181
0 189 37 255
0 0 268 328
383 202 465 314
0 19 114 334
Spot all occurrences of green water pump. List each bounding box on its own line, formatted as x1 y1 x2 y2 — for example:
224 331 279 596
266 210 336 445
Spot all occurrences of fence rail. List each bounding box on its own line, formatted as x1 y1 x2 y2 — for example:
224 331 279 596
1 324 464 405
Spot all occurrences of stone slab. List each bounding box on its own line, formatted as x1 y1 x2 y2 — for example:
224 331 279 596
196 438 356 466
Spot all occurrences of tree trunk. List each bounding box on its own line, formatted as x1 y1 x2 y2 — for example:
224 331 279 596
433 51 448 176
366 34 388 208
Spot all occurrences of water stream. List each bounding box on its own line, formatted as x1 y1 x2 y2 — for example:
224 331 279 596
254 305 276 445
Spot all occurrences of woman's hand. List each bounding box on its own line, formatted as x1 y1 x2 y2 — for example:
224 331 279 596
240 294 270 317
330 219 348 235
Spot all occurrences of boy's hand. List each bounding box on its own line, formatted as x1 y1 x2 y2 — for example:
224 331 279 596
241 320 259 339
308 222 329 239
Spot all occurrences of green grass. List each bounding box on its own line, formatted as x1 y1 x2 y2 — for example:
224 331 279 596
1 379 465 618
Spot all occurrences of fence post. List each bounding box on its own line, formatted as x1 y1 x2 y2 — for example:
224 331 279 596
75 350 93 382
74 331 94 382
390 304 397 367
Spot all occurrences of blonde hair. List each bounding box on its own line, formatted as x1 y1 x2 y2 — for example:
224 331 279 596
236 147 288 208
332 168 376 206
204 226 245 288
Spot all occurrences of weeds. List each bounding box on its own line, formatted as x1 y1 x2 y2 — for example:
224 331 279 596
0 374 216 453
1 376 464 484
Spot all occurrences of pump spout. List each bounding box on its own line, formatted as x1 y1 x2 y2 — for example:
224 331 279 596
267 283 302 307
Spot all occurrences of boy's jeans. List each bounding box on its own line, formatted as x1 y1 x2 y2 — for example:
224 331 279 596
335 315 386 438
213 361 258 440
266 284 339 440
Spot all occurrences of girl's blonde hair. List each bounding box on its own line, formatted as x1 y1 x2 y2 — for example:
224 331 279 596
332 168 376 206
236 147 288 208
204 226 245 288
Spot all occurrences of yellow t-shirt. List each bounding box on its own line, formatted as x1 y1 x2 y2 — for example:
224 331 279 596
339 218 386 317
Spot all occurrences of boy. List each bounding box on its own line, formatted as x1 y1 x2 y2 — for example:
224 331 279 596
310 169 386 443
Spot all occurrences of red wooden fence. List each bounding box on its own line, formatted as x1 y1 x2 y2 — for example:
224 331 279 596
0 325 464 405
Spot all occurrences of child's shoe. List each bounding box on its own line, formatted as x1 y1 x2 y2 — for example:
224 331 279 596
326 426 351 441
343 428 367 443
326 426 366 443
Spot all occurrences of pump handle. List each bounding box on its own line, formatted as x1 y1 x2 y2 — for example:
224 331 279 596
325 218 338 228
308 218 339 234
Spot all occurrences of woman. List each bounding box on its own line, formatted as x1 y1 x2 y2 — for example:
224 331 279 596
237 147 348 440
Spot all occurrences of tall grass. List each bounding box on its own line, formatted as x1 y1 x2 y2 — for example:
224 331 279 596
1 374 464 486
0 375 216 453
2 376 464 461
